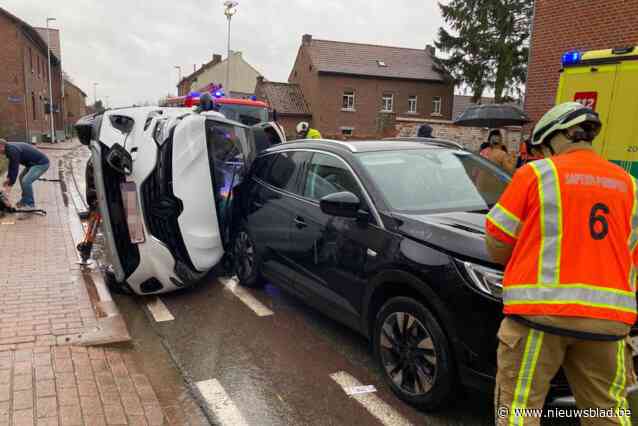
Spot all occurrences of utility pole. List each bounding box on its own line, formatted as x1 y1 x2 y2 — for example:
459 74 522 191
93 82 98 106
223 1 238 97
46 18 56 143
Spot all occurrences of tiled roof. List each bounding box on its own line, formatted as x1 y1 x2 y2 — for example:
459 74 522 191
259 82 311 115
305 39 445 81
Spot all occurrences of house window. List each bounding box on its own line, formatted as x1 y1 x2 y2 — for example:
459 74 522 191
432 96 442 115
341 127 354 137
408 96 418 113
32 92 37 120
342 91 355 111
381 94 394 112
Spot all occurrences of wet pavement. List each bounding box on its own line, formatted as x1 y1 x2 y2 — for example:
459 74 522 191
69 145 579 426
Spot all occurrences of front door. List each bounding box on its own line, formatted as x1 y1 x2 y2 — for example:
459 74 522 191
286 152 375 327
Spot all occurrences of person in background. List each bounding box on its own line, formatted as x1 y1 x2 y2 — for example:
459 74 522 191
483 129 516 174
417 124 434 138
296 122 322 140
0 139 50 209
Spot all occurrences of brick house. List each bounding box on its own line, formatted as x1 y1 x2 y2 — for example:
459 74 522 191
63 78 87 135
525 0 638 127
254 77 312 139
288 34 454 139
0 7 63 142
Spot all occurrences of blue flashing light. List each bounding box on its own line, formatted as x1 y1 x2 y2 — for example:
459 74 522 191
561 50 582 67
213 90 225 98
251 95 257 101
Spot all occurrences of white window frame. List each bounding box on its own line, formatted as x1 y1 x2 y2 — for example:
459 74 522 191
381 94 394 112
340 127 354 136
408 96 418 113
432 96 442 116
342 91 355 111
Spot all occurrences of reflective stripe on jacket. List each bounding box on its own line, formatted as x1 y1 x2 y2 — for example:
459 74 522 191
486 150 638 325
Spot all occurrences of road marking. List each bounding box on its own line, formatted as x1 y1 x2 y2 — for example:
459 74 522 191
146 297 175 322
330 371 413 426
196 379 248 426
219 276 273 317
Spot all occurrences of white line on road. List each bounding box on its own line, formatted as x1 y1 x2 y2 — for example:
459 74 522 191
330 371 413 426
196 379 248 426
146 297 175 322
219 276 273 317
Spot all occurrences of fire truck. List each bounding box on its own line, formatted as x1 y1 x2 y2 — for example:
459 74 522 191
163 85 286 142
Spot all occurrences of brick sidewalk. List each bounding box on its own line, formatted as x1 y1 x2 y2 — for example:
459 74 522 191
0 140 208 425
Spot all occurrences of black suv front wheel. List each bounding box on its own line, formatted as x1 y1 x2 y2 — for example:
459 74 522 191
373 297 455 411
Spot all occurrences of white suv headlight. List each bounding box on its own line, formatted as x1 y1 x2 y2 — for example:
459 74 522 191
461 261 503 300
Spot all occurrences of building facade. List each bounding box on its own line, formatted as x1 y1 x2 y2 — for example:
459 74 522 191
0 8 63 142
178 51 263 97
288 35 454 139
63 79 87 135
525 0 638 126
255 77 312 139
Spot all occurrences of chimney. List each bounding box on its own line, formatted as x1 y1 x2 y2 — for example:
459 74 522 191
193 64 196 72
256 76 265 84
302 34 312 45
212 54 222 65
425 44 436 57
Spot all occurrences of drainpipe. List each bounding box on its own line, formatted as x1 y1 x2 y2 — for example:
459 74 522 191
21 35 30 143
522 0 537 112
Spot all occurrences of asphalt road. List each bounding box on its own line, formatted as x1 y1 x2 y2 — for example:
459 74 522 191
126 272 496 426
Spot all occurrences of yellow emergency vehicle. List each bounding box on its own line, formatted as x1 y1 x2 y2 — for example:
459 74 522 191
556 46 638 177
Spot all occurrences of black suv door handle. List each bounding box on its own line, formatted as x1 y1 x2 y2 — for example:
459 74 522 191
294 216 307 229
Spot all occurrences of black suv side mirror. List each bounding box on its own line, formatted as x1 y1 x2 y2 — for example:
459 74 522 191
320 191 360 218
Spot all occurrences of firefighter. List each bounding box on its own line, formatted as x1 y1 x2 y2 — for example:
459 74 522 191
485 102 637 426
296 122 322 139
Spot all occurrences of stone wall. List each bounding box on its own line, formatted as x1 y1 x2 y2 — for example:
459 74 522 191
395 117 525 153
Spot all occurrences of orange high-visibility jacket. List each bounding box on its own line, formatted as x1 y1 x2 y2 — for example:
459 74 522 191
486 150 638 325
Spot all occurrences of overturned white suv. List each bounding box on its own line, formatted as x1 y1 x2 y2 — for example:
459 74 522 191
75 106 283 295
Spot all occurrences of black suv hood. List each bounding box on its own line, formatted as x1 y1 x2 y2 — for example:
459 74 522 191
393 211 492 264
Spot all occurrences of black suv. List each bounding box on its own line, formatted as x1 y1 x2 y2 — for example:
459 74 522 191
232 139 570 409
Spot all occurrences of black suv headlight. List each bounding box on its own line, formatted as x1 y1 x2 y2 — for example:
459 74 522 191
461 261 503 300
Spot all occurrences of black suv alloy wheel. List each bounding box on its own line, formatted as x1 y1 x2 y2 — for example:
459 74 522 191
233 228 264 288
373 297 456 410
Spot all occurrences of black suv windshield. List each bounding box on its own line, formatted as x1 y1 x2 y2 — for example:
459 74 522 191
218 105 268 126
357 149 510 213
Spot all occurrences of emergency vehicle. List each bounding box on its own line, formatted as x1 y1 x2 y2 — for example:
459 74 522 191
556 46 638 177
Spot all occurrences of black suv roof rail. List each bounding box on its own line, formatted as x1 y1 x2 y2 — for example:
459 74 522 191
383 137 466 151
292 138 359 152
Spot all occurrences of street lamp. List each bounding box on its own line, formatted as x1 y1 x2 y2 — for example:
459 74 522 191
174 65 182 95
223 1 238 96
46 17 56 143
93 82 99 106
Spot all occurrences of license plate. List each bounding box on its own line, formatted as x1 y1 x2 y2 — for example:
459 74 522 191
629 335 638 356
120 182 145 244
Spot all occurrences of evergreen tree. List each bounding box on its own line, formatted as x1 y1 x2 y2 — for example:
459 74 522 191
435 0 492 102
486 0 533 102
435 0 533 103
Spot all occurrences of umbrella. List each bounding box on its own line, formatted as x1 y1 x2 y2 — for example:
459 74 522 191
454 104 530 128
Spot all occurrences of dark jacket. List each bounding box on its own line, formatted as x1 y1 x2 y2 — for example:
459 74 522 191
4 143 49 185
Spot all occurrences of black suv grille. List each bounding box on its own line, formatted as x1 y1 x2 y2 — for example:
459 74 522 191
101 146 140 277
141 140 196 272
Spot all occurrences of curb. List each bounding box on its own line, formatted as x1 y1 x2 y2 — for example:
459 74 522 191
60 153 132 346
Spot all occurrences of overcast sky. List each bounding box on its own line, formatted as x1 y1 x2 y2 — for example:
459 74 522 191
4 1 444 107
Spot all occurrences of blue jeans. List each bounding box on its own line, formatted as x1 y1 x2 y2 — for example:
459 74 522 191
19 163 49 207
